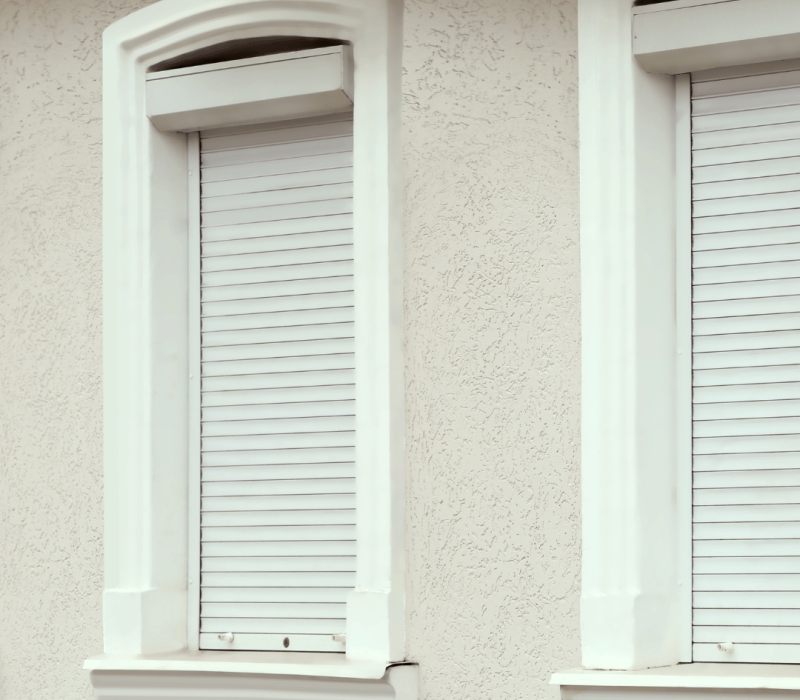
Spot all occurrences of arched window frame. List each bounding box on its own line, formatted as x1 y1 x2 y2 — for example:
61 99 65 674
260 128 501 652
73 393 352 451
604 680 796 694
92 0 406 675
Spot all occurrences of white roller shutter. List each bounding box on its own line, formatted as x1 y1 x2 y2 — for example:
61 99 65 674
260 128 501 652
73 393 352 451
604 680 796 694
196 114 355 653
692 64 800 663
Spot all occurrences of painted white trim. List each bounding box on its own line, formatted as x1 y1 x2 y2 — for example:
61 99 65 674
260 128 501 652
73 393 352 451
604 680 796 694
88 664 417 700
576 0 800 675
674 73 693 665
146 45 354 131
633 0 800 74
84 651 402 680
186 133 201 653
552 664 800 690
578 0 679 672
100 0 405 668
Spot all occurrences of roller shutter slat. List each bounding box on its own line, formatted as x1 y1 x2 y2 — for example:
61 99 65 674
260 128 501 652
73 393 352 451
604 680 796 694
201 135 353 168
694 626 800 644
694 156 800 186
201 120 352 153
694 331 800 354
694 503 800 522
202 399 355 422
694 417 800 438
694 105 800 134
202 230 352 257
694 384 800 405
201 384 355 407
693 573 800 590
202 151 353 184
201 493 354 513
695 468 800 488
200 353 355 378
202 338 354 363
202 323 355 348
200 446 354 467
694 521 800 539
695 175 800 201
694 538 800 556
693 123 800 151
693 556 800 574
200 524 355 540
692 86 800 116
197 116 356 652
202 183 352 213
200 243 353 271
694 261 800 286
201 540 356 557
200 570 355 588
202 166 353 199
201 602 346 618
694 312 800 337
201 463 356 482
200 617 345 635
693 140 800 168
693 593 800 610
201 416 354 437
692 347 800 370
201 477 355 498
201 277 354 303
202 368 355 393
202 260 354 288
201 587 351 603
201 430 355 453
693 228 800 253
693 434 800 454
200 214 353 243
200 556 355 572
693 366 800 387
202 293 354 319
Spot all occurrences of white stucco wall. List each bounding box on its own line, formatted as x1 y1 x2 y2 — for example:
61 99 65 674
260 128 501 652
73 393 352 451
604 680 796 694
402 2 581 697
0 0 580 698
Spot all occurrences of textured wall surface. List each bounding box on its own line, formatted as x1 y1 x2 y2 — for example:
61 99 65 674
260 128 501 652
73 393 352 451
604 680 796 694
0 0 156 697
402 1 581 698
0 0 580 698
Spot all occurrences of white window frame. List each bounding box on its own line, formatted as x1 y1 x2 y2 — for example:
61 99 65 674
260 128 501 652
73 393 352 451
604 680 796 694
570 0 800 676
89 0 407 675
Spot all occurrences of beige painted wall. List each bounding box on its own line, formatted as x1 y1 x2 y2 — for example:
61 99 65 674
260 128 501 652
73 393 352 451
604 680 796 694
402 2 581 696
0 0 580 698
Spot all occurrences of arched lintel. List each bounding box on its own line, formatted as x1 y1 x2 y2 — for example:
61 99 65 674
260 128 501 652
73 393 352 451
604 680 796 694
106 0 371 70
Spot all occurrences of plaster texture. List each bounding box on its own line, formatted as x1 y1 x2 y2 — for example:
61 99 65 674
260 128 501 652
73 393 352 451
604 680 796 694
0 0 157 697
402 1 581 698
0 0 581 698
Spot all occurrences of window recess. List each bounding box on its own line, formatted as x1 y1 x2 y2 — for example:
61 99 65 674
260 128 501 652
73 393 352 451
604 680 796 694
190 114 356 653
690 60 800 664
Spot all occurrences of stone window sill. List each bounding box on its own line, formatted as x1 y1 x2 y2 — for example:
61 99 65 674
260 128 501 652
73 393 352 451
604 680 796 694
552 663 800 691
84 650 396 679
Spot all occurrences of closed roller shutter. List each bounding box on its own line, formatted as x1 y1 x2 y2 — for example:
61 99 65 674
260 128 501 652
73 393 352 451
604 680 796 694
692 64 800 663
197 114 355 653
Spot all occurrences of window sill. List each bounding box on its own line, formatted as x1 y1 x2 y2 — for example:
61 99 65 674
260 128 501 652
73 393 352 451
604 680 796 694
552 664 800 691
84 650 395 679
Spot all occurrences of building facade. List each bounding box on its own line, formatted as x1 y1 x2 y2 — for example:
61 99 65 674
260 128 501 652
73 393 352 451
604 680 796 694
0 0 580 698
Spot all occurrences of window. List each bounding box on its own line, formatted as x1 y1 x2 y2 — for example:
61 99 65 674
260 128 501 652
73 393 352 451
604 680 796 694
89 1 410 692
189 110 357 653
686 60 800 664
556 0 800 680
